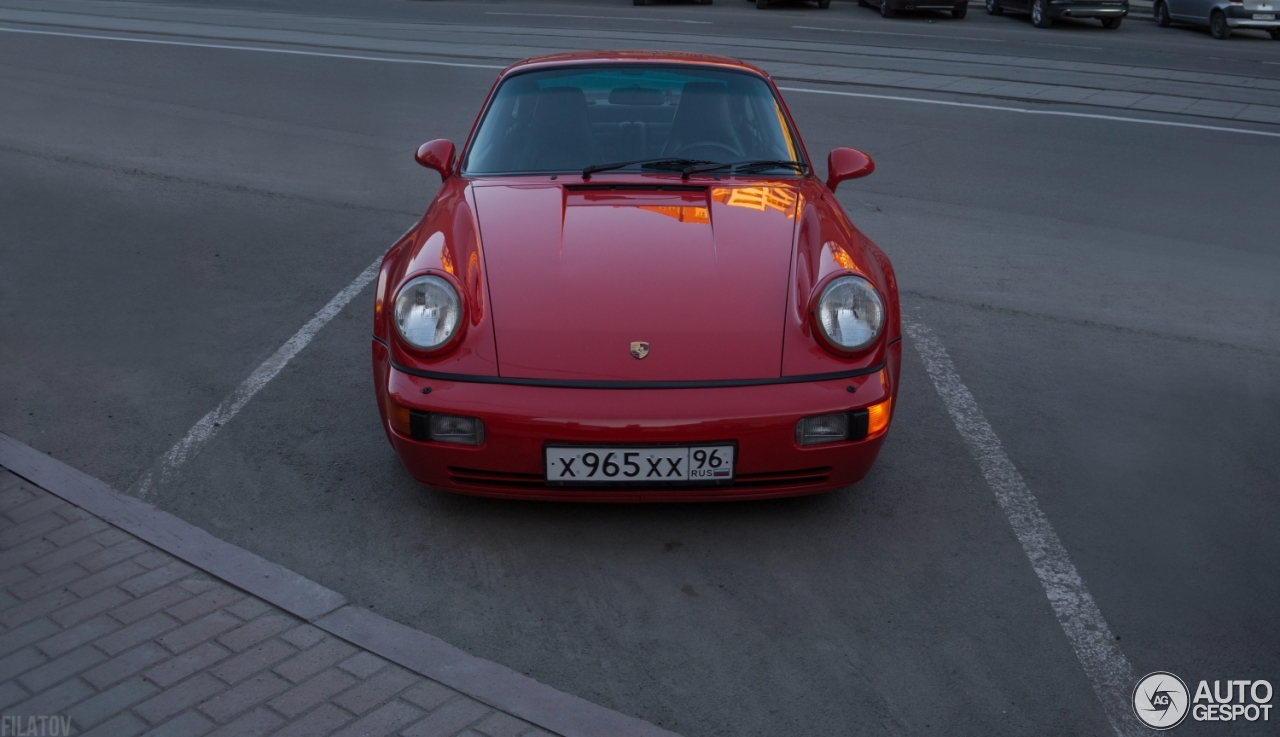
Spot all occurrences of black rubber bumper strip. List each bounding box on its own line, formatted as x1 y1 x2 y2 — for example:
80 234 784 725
378 336 898 389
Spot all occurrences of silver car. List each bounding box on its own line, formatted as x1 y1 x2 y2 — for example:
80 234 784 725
1153 0 1280 38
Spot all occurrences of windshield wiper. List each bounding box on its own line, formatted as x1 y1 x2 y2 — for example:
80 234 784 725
582 157 712 177
681 160 809 178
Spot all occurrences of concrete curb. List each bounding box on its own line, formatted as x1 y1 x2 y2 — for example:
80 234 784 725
0 433 348 622
0 432 681 737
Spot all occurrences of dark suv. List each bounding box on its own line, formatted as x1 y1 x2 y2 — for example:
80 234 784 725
864 0 969 19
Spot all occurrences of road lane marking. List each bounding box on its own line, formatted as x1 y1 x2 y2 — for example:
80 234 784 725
904 319 1143 737
794 24 1009 44
780 86 1280 138
792 24 1103 49
131 257 383 501
8 22 1268 140
0 25 507 69
486 11 712 24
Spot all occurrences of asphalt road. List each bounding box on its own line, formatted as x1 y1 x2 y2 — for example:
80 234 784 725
1 1 1278 735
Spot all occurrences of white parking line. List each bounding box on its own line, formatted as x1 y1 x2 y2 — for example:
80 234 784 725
0 25 507 69
904 320 1143 737
780 85 1280 138
485 11 712 24
132 258 382 500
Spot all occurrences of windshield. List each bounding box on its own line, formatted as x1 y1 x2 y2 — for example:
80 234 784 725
462 65 804 176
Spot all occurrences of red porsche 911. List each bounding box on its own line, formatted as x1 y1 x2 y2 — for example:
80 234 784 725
372 51 901 501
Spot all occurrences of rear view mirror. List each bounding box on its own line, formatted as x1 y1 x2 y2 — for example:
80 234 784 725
415 139 456 180
826 148 875 192
608 86 665 106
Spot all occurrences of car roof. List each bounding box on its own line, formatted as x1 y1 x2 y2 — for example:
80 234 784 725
499 51 770 79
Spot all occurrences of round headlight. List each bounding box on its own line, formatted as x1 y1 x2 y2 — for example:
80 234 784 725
394 275 462 351
815 275 884 351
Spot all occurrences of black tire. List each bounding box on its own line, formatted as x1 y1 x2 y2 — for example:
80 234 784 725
987 0 1004 14
700 0 713 4
757 0 768 7
1100 16 1120 27
881 0 896 16
634 0 646 5
953 3 968 17
859 0 871 6
819 0 832 7
1271 28 1280 39
1031 0 1053 27
1154 0 1171 26
1210 10 1230 38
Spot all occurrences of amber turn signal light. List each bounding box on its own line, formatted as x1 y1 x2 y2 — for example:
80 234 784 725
389 401 412 437
866 397 892 438
834 397 893 442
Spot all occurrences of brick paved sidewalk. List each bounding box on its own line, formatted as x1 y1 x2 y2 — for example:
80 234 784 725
0 468 550 737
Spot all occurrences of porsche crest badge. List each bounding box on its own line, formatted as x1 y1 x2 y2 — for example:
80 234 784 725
630 341 649 360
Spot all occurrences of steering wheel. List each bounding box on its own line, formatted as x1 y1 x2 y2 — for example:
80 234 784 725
672 141 741 160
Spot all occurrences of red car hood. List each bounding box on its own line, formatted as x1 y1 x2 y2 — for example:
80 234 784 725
473 182 800 381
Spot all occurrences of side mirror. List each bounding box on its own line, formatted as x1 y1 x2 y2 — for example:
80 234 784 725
415 139 456 180
826 148 875 192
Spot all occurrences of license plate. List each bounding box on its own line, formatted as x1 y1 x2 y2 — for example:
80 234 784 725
545 445 735 484
1254 13 1275 18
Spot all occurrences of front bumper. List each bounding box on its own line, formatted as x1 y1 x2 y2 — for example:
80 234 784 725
886 0 966 9
375 340 901 502
1049 1 1129 17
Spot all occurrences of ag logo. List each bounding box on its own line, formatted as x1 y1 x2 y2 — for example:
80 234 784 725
1134 672 1190 730
630 341 649 360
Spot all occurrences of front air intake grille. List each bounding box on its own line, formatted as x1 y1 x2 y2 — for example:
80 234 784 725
448 467 545 490
733 467 832 489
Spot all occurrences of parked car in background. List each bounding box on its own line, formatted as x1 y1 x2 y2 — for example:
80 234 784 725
863 0 968 19
753 0 832 8
987 0 1127 27
1153 0 1280 39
